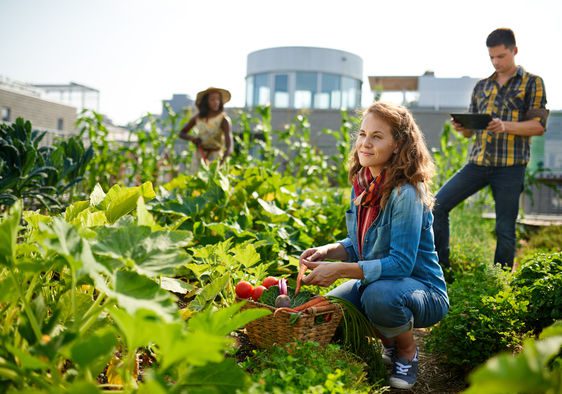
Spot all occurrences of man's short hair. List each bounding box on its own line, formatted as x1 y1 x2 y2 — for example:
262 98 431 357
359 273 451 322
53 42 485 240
486 28 516 48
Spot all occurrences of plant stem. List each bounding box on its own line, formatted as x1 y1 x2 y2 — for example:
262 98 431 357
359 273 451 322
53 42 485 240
9 270 42 342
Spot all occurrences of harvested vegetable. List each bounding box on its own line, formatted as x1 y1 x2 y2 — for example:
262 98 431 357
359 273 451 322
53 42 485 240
252 285 267 301
262 276 278 289
295 262 308 295
275 295 292 308
235 281 254 299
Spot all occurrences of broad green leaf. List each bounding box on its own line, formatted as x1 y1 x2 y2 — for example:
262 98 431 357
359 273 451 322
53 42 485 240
67 381 101 394
58 290 98 327
113 271 178 322
64 200 90 222
89 183 106 207
466 335 562 393
93 224 191 278
205 222 256 239
72 209 108 227
181 358 250 394
0 200 21 267
160 276 193 294
137 379 168 394
157 327 231 370
188 302 271 337
22 210 51 231
232 243 261 268
539 321 562 339
189 274 230 312
108 308 229 370
101 182 156 223
136 196 159 230
108 308 160 350
257 198 287 216
6 344 49 370
184 263 212 279
70 327 117 369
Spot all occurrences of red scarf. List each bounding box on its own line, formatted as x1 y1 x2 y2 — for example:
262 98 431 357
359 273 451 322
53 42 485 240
353 168 385 258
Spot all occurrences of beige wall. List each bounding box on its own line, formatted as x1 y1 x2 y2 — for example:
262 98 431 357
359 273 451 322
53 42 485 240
0 87 77 132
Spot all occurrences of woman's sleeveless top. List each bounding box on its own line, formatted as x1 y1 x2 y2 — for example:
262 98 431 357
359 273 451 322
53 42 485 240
194 112 229 151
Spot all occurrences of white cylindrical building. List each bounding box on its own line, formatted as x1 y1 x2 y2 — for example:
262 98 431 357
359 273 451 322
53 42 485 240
246 46 363 110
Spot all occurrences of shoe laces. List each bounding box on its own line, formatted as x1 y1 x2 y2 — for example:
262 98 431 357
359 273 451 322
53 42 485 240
394 361 412 376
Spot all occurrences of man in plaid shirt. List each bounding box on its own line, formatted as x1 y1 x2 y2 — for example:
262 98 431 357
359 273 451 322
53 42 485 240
433 28 548 269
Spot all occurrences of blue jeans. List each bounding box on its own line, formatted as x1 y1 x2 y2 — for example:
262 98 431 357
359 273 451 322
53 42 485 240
328 279 449 338
432 163 525 268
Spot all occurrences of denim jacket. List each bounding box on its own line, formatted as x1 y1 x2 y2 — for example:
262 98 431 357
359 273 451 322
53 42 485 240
339 183 448 300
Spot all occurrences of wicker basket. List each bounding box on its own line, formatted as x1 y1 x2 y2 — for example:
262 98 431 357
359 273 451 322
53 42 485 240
239 297 344 348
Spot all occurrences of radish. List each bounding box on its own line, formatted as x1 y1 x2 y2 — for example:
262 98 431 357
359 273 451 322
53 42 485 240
278 278 287 296
275 295 291 308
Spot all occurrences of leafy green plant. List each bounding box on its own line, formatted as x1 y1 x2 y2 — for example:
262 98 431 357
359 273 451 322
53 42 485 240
431 121 470 192
464 320 562 394
242 341 384 394
511 251 562 333
0 187 269 392
0 117 93 211
426 263 527 372
330 297 386 384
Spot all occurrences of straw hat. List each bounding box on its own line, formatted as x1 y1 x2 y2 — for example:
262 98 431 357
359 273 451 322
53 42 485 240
195 87 231 108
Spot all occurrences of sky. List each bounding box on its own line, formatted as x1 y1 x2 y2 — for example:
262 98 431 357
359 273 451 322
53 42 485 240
1 0 561 125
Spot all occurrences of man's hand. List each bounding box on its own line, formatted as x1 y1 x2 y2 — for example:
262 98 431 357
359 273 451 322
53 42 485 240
487 118 507 133
451 119 474 138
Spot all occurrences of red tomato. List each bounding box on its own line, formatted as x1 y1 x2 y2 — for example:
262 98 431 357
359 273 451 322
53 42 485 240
252 285 267 301
235 281 254 299
262 276 278 289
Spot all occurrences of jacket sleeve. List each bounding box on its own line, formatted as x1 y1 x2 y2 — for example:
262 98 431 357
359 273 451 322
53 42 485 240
358 186 423 284
338 189 359 262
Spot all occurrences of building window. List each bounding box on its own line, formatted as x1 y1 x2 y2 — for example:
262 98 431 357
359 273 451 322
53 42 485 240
315 73 341 109
273 74 289 108
1 107 10 122
342 76 360 109
253 73 270 106
295 72 317 109
245 76 254 107
57 118 64 131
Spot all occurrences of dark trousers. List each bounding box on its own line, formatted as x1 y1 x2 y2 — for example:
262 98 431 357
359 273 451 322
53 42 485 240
432 163 526 268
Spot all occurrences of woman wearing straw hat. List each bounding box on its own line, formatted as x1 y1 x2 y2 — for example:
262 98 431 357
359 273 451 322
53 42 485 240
179 87 233 172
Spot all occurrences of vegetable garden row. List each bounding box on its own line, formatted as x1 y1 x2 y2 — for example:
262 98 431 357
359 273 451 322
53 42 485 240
0 107 560 393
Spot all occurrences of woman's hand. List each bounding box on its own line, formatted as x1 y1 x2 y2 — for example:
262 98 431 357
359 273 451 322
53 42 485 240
301 261 342 287
299 246 330 263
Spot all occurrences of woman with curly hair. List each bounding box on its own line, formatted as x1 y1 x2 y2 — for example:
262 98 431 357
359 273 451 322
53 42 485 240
299 101 449 390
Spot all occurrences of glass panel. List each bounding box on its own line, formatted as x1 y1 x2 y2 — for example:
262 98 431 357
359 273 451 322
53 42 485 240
274 74 288 92
342 76 358 109
253 73 270 106
294 91 312 109
274 74 289 108
295 72 317 109
314 93 329 109
246 76 254 107
274 92 289 108
321 73 341 109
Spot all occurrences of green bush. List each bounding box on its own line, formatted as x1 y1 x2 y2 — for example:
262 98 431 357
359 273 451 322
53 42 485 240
511 251 562 333
0 117 93 211
426 263 527 371
242 341 384 394
464 321 562 394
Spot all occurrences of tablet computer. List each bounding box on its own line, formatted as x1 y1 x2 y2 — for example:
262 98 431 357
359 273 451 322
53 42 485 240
450 113 493 130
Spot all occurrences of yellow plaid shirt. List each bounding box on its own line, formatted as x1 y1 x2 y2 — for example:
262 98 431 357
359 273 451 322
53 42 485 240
468 66 548 166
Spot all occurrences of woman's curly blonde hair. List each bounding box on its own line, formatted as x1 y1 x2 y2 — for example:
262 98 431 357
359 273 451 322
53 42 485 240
348 101 435 209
